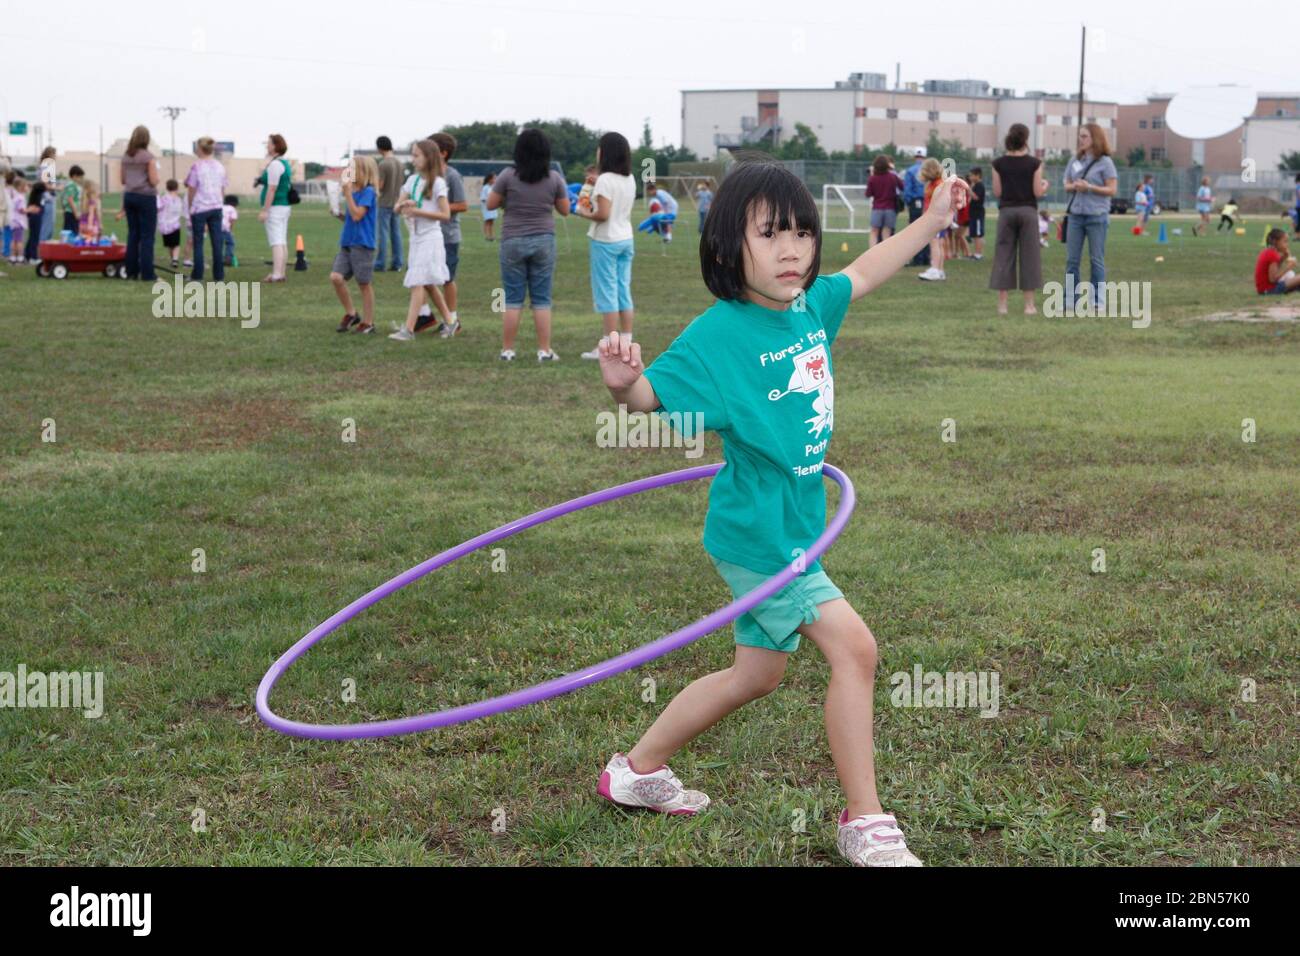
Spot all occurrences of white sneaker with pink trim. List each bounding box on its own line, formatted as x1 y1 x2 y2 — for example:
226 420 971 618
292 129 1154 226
597 753 710 816
837 810 924 866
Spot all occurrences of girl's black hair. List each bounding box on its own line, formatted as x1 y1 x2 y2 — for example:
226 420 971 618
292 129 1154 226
513 128 552 184
700 157 822 302
597 131 632 177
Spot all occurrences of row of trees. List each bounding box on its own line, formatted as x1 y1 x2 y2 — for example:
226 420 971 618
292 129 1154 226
440 118 697 190
313 118 1300 182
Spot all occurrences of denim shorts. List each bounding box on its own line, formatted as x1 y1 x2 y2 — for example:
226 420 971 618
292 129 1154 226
589 237 634 312
500 233 556 308
869 208 897 231
709 554 843 654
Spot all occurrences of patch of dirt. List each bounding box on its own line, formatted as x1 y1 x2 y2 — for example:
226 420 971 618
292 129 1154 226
125 397 311 452
1196 307 1299 323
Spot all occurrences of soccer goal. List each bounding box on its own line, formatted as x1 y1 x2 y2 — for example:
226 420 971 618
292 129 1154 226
820 184 873 234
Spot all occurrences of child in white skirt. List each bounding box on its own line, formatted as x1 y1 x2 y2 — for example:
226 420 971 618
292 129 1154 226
389 139 455 342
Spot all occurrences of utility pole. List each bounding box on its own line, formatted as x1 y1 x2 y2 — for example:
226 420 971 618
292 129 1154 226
1078 25 1087 132
159 106 186 179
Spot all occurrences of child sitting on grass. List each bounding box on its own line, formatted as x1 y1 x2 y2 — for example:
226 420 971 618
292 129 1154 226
594 156 970 867
1254 227 1300 295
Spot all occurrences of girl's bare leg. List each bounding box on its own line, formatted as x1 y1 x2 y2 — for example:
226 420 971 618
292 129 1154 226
404 286 424 332
502 306 522 350
795 599 882 818
533 307 552 353
423 284 453 328
997 290 1009 315
627 645 787 772
1023 289 1037 315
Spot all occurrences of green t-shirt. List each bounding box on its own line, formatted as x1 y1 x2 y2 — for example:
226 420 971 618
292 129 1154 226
61 181 82 215
643 272 853 575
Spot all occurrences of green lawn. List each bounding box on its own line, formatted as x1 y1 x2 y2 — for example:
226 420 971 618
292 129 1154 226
1 198 1295 866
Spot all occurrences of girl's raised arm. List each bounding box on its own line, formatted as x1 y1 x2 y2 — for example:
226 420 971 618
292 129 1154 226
840 177 971 301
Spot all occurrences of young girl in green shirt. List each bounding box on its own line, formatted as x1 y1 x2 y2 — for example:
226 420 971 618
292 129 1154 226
595 158 969 867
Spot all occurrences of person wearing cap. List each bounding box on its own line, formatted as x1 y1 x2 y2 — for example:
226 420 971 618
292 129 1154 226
902 149 930 267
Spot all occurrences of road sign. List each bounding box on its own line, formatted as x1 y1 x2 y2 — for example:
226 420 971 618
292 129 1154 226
8 121 27 135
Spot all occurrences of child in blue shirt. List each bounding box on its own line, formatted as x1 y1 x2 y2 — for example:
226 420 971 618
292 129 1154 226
595 157 970 867
331 155 380 334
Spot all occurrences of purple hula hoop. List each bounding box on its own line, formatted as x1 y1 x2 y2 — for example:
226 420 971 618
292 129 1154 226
256 462 855 740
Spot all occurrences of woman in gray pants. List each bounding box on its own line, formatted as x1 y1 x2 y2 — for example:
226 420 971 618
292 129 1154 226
989 123 1048 315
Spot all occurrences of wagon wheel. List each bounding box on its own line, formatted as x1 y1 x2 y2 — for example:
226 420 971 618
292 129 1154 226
103 264 117 278
36 262 52 278
52 263 69 279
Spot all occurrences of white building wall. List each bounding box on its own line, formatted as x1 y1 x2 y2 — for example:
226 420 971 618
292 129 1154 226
997 99 1038 152
777 90 857 153
682 90 758 160
1243 118 1300 168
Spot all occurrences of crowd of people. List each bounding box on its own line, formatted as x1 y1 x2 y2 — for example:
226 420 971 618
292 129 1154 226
1 133 277 281
5 119 1293 317
328 128 697 362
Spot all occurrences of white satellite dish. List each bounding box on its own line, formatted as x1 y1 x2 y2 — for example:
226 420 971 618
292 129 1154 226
1165 85 1257 140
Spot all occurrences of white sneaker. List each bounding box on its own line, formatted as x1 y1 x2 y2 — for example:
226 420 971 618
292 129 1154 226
918 267 941 281
388 327 414 341
581 347 601 360
499 349 516 361
837 810 923 867
537 349 559 362
597 753 710 815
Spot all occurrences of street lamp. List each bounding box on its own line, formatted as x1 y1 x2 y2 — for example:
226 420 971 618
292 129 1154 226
47 94 60 147
159 105 186 179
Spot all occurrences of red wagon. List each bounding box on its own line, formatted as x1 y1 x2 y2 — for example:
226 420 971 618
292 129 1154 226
35 241 129 279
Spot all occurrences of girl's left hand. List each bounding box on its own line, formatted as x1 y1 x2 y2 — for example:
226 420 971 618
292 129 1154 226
258 210 268 223
926 176 971 224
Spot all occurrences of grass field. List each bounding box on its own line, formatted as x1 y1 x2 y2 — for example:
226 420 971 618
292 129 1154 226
1 197 1295 866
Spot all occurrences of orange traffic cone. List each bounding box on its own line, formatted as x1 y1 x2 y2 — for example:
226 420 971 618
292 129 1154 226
294 233 308 271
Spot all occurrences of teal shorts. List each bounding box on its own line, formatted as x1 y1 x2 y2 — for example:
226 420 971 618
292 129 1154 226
709 554 844 654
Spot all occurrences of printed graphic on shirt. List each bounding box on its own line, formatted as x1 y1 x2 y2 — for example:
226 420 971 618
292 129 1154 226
766 342 834 440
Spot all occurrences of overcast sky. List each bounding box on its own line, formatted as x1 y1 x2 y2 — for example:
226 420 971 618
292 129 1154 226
0 0 1287 163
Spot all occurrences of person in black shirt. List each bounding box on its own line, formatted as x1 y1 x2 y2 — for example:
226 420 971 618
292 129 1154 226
26 180 47 262
968 167 986 259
